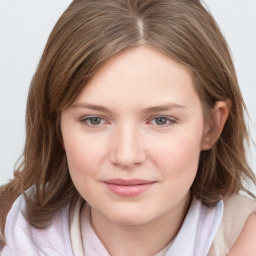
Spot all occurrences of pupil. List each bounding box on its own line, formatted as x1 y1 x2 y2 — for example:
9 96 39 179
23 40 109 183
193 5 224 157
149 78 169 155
156 117 167 125
90 117 101 125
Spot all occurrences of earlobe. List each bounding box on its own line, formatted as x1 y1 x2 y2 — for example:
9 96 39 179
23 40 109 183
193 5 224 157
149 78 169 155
201 100 230 151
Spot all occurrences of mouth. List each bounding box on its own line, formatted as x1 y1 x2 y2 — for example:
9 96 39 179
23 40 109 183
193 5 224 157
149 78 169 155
103 179 156 197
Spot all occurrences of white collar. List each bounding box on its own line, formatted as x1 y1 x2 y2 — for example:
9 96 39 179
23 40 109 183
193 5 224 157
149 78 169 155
70 197 223 256
165 198 223 256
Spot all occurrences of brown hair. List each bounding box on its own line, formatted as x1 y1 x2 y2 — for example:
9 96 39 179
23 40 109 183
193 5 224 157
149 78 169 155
1 0 255 240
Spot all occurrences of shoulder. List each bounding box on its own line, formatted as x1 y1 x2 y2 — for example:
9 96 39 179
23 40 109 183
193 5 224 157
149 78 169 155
1 191 73 255
227 212 256 256
0 179 23 247
208 194 256 256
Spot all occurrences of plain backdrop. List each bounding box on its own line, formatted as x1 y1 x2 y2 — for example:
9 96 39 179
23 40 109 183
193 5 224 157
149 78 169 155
0 0 256 187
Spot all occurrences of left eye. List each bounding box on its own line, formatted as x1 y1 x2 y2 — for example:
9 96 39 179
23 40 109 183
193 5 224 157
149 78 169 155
153 117 168 125
150 117 175 126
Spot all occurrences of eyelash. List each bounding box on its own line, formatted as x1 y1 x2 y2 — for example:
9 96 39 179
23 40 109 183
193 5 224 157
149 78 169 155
79 116 177 128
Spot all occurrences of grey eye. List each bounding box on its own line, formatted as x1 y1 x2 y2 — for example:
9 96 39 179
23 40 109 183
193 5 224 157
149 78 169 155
154 117 168 125
88 117 102 125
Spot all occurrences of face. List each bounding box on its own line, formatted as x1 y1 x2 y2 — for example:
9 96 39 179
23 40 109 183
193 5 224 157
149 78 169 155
61 46 207 227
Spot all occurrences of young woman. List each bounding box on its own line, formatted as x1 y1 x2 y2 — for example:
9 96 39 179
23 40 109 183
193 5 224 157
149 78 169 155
1 0 256 255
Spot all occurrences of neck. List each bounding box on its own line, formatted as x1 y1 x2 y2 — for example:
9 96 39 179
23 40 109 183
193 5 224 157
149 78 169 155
90 194 191 256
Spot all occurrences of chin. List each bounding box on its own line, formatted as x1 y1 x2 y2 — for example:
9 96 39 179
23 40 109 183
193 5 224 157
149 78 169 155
109 214 152 226
103 206 158 226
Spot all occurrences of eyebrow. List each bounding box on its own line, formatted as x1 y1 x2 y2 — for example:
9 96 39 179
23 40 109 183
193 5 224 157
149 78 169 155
71 103 113 113
71 102 186 113
142 103 187 113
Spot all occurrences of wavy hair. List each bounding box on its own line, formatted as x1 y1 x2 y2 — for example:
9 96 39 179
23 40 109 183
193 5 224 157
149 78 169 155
1 0 255 239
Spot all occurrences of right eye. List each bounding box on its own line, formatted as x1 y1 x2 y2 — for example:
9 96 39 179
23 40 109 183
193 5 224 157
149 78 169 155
80 116 106 127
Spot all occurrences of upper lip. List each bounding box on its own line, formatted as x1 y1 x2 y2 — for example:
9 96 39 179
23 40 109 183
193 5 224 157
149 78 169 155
104 179 155 186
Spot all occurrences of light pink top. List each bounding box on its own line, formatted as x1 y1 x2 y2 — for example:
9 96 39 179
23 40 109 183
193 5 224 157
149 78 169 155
1 192 224 255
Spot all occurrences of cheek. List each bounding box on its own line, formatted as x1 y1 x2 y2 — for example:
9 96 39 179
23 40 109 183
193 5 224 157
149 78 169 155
151 135 201 201
63 133 100 176
64 137 103 200
150 129 203 179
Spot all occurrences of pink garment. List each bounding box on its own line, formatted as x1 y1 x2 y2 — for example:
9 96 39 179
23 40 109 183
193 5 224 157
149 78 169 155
1 195 73 255
1 193 223 256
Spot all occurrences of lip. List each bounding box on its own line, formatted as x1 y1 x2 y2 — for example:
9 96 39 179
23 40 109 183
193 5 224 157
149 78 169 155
103 179 155 197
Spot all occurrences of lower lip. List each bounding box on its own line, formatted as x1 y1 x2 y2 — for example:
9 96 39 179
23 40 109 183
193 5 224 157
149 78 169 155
104 183 154 197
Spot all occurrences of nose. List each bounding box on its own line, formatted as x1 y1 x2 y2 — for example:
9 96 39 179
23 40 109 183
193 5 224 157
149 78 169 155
109 124 147 168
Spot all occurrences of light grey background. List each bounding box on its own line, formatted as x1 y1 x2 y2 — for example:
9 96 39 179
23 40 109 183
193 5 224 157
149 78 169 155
0 0 256 186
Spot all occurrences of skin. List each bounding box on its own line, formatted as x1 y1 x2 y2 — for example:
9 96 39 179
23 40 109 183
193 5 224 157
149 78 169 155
228 213 256 256
61 46 229 256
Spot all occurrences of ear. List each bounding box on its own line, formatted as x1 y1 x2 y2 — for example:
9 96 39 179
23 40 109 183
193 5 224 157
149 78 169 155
201 100 230 151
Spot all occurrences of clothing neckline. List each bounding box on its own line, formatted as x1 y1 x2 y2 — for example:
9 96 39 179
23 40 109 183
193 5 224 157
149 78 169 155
69 197 223 256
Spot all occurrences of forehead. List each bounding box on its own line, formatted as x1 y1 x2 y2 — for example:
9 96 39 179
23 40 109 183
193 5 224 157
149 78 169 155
74 46 201 111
